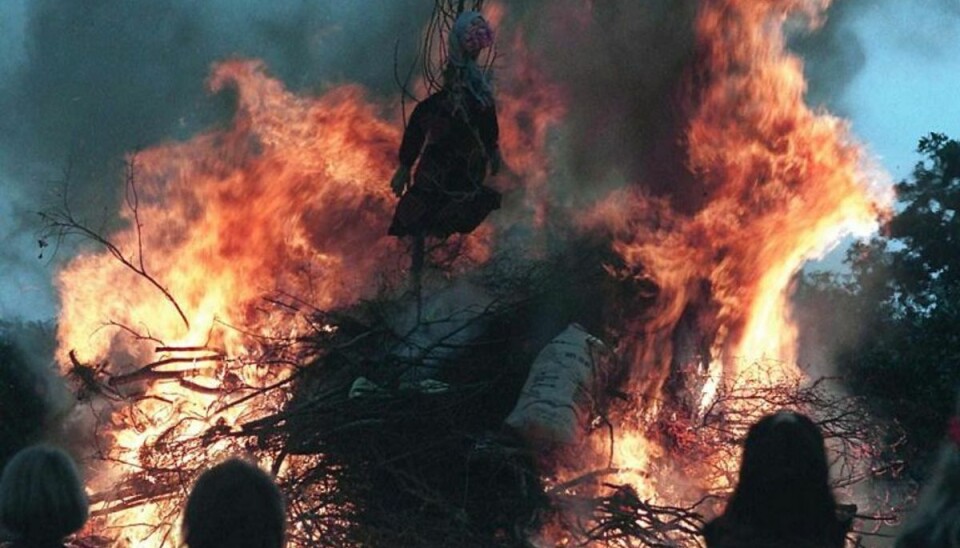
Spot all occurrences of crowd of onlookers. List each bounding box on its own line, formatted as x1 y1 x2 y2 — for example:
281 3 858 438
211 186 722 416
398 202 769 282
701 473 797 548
0 450 285 548
1 402 959 547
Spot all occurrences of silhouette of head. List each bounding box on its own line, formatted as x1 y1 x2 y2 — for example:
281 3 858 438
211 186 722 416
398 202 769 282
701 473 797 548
183 458 285 548
0 444 89 547
723 411 840 541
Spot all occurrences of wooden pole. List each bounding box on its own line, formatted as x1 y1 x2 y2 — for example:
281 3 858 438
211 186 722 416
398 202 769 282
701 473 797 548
413 234 425 322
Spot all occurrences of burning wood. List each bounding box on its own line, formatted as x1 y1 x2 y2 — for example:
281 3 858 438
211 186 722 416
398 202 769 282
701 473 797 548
57 259 903 547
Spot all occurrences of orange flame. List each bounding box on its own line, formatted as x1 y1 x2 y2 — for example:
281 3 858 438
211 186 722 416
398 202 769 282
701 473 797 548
58 60 404 366
589 0 889 397
688 0 888 378
577 0 891 508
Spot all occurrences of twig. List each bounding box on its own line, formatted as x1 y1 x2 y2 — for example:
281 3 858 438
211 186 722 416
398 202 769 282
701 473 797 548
39 154 191 329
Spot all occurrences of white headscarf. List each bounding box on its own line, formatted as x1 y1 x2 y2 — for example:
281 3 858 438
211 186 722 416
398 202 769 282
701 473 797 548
447 11 495 107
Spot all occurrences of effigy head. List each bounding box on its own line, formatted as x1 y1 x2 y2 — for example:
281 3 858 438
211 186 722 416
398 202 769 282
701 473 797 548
451 11 495 62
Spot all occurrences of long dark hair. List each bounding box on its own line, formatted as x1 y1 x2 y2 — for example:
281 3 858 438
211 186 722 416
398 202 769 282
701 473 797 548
719 411 843 544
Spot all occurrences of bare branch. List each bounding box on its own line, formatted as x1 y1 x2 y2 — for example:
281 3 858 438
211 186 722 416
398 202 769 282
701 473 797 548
39 154 191 329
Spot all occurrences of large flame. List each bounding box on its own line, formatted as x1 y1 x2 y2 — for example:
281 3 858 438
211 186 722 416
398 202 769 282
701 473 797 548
58 60 403 366
593 0 887 398
577 0 891 509
688 0 887 376
57 60 405 544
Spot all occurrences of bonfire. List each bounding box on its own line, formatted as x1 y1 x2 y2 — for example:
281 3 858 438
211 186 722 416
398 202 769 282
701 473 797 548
41 0 903 546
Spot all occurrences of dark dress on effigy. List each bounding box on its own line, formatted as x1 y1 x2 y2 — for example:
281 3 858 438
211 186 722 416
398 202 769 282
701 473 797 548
388 88 501 238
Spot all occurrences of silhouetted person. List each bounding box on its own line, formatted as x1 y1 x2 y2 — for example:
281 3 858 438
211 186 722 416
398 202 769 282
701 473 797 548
895 393 960 548
702 411 851 548
0 445 89 548
182 458 285 548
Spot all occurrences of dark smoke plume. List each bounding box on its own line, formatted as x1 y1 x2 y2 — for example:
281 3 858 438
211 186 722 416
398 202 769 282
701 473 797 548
514 0 700 210
1 0 431 217
792 0 960 114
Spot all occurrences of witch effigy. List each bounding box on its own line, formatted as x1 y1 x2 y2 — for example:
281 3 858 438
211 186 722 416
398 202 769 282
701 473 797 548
388 10 502 271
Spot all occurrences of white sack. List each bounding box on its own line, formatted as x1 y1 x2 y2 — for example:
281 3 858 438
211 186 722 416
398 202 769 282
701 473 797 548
505 323 615 446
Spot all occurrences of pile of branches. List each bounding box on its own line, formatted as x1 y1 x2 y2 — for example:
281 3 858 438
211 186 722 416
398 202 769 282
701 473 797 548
548 472 710 547
247 295 550 546
225 253 745 547
58 240 909 547
241 254 652 546
649 361 909 546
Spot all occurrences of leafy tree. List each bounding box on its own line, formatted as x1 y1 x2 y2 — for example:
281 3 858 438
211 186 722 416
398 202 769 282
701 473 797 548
796 133 960 472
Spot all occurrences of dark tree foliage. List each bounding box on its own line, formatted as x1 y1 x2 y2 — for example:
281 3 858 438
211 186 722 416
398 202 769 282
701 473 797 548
796 133 960 473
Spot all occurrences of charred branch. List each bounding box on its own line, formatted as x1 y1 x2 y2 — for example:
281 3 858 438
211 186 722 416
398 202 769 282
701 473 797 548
105 355 224 388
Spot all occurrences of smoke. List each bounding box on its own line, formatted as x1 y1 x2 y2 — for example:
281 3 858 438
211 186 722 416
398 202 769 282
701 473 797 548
2 0 432 199
788 0 869 114
792 0 960 114
0 0 433 319
386 280 496 382
512 0 701 210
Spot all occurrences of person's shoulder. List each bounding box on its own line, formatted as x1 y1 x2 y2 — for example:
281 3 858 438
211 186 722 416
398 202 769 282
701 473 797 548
410 91 447 118
702 515 747 547
422 90 449 105
703 517 840 548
